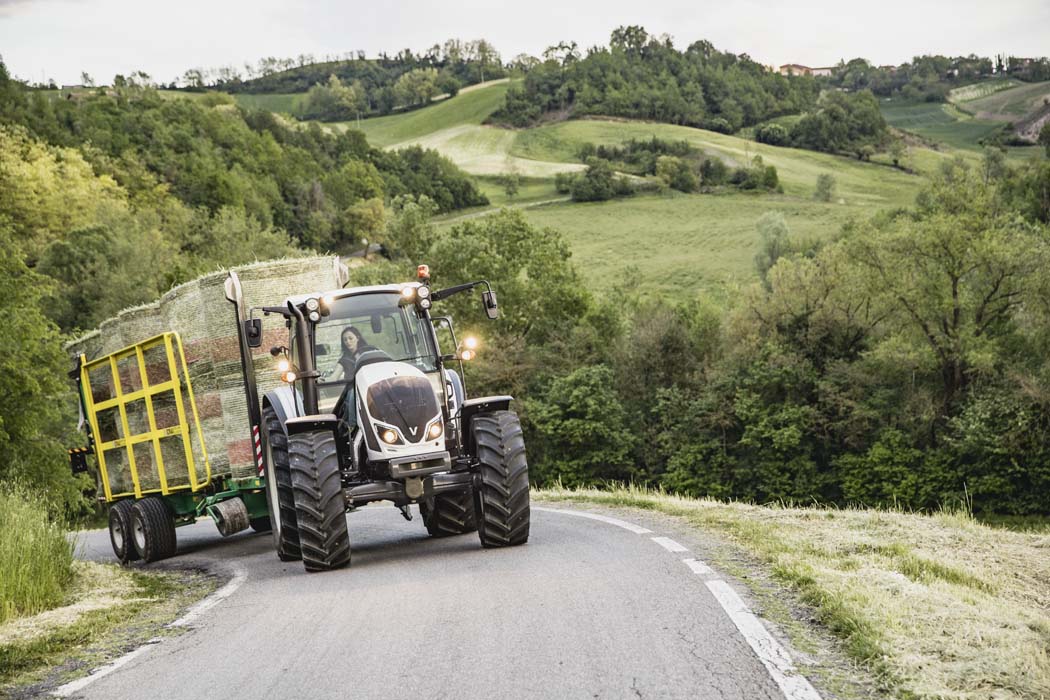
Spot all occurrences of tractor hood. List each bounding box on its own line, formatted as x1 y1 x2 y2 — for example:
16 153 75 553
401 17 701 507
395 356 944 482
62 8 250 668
356 361 443 449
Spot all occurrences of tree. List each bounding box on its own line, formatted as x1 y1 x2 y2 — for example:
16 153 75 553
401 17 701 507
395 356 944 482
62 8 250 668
814 173 836 202
1039 122 1050 158
848 165 1050 411
655 156 697 193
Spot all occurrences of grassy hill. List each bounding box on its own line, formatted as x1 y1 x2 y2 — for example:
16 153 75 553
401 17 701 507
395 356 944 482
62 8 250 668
963 79 1050 118
349 81 927 296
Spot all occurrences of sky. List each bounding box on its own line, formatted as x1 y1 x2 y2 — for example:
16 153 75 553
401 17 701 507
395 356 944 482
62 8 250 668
1 0 1047 86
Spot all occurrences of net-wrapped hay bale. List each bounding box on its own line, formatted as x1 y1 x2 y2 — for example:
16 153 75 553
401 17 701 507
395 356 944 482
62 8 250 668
68 256 346 491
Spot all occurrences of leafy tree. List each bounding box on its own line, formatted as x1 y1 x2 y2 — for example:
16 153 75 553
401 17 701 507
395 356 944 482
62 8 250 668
655 156 698 192
1039 122 1050 158
814 173 836 202
755 123 789 146
526 366 636 486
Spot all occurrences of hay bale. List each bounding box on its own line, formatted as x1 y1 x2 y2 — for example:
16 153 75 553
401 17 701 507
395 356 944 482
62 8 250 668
68 256 346 490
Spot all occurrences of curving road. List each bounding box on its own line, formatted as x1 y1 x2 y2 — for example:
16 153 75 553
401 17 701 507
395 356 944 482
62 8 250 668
63 504 820 699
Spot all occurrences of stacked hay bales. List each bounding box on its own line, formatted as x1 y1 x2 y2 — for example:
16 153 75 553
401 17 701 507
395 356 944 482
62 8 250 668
69 256 346 493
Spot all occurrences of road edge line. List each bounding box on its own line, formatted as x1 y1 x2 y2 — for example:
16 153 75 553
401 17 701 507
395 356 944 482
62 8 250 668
531 506 652 533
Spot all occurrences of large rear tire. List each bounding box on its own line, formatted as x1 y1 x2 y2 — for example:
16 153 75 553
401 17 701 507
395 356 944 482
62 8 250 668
108 500 140 564
420 489 477 537
289 430 351 572
262 405 301 561
472 411 530 548
130 497 177 563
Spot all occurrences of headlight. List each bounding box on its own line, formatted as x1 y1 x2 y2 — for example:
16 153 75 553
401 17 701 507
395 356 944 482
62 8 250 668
417 285 430 299
459 349 474 361
401 286 416 300
463 336 478 350
281 371 297 383
276 358 290 373
419 298 431 310
381 429 398 444
308 310 321 322
427 422 443 439
305 297 320 312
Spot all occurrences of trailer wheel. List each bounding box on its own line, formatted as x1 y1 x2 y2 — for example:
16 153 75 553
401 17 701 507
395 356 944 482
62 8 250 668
130 497 177 563
472 411 530 548
420 489 477 537
262 405 301 561
289 430 351 572
108 500 140 564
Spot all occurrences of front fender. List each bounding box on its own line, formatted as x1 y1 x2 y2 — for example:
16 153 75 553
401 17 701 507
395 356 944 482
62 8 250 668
461 395 513 456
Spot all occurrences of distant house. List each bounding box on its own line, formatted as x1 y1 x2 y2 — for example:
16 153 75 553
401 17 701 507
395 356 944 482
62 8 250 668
811 67 834 77
779 64 812 76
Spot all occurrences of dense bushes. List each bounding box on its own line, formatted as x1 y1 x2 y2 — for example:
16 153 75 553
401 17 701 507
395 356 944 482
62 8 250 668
0 487 75 623
789 90 890 157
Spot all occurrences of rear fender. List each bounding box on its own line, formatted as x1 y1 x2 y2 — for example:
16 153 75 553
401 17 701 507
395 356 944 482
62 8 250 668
262 386 303 435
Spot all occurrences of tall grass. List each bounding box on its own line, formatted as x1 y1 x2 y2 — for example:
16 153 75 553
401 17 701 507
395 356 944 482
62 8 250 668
0 486 75 624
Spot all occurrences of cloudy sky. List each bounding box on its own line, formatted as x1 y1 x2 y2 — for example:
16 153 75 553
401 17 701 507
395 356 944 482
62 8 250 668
1 0 1047 86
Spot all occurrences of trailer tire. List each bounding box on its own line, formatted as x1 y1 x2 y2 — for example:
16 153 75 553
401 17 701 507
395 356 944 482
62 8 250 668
420 489 477 537
263 405 301 561
108 500 140 564
289 430 351 572
130 497 177 563
472 411 530 548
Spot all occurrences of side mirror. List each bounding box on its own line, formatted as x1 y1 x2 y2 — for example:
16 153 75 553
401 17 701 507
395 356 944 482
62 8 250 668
244 319 263 348
482 291 498 320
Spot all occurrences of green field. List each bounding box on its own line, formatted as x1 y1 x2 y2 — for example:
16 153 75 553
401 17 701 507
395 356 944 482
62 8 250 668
343 79 512 147
880 101 1006 151
327 80 934 295
948 79 1018 104
964 80 1050 118
520 191 873 296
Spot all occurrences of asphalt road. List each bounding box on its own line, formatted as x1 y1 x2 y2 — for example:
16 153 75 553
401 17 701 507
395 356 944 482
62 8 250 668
67 504 816 700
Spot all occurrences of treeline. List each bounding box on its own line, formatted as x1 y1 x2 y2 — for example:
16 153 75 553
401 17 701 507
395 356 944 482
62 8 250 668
402 154 1050 516
756 91 890 159
202 39 505 122
490 26 820 133
556 137 781 199
825 55 1050 102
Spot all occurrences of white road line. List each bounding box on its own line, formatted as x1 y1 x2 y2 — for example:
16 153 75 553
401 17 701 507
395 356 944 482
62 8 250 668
52 639 161 697
682 557 716 576
651 536 689 553
532 506 652 534
706 580 823 700
169 566 247 628
51 566 247 697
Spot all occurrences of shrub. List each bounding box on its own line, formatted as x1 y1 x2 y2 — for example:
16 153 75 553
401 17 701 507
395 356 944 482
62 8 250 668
655 155 698 193
0 486 75 624
814 173 836 202
755 123 790 146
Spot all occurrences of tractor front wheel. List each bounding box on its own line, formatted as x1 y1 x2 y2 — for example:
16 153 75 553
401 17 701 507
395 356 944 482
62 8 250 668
289 430 351 572
472 411 530 548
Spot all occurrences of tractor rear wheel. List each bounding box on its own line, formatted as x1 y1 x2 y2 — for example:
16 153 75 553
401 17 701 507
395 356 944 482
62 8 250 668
108 500 140 564
289 430 351 572
130 497 177 563
262 405 301 561
420 489 477 537
472 411 530 548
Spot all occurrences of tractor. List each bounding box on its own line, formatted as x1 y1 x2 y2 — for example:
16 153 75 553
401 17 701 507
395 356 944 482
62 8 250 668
225 264 531 571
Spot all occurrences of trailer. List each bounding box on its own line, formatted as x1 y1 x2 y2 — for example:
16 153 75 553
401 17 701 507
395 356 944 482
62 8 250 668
68 256 349 563
73 332 269 562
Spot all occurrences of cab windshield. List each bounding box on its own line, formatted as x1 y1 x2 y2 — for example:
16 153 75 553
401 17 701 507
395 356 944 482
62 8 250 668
313 291 437 406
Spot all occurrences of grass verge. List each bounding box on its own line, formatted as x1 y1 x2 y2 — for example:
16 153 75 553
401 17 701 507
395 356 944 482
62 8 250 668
535 485 1050 699
0 487 75 624
0 561 216 696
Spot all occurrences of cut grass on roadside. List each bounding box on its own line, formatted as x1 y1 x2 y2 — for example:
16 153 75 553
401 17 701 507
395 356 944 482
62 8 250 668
0 560 216 695
535 485 1050 700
